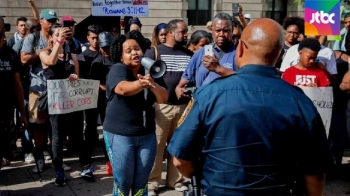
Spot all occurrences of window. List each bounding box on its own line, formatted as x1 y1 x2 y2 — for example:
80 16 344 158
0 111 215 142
187 0 211 25
265 0 287 24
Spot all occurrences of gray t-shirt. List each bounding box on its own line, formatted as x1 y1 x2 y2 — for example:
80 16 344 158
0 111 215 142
12 39 24 54
21 32 48 93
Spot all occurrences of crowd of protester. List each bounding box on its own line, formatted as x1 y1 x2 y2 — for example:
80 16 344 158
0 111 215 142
0 1 350 196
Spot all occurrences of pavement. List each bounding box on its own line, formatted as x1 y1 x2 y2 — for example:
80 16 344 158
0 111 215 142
0 129 350 196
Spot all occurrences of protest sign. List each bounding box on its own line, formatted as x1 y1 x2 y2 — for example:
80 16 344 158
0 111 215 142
47 79 100 115
299 86 333 137
92 0 149 16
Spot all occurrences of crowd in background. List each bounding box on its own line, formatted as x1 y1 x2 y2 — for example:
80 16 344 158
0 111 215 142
0 1 349 196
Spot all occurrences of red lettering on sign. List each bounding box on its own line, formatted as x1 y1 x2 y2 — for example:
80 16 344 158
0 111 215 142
53 103 58 110
52 101 75 110
77 97 92 106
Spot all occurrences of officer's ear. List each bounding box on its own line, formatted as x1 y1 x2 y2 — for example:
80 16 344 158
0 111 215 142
236 39 244 58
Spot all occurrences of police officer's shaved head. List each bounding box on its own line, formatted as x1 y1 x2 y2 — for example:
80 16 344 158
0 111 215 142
235 18 285 68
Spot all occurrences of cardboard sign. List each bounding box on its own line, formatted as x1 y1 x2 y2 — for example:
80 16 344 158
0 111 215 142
47 79 100 114
92 0 149 16
299 86 333 137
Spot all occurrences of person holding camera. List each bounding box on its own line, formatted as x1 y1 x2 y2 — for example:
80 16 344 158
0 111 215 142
60 16 82 54
103 30 168 196
39 23 81 186
168 18 333 196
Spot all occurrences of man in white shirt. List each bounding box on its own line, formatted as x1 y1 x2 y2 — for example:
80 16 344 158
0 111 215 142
280 37 337 75
333 13 350 51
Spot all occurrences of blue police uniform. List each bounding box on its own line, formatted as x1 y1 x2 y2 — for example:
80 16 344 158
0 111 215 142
168 65 333 196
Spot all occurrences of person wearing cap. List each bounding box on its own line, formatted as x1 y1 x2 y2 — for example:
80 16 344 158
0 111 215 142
244 13 252 25
206 21 212 31
129 17 142 32
60 16 82 54
20 8 59 174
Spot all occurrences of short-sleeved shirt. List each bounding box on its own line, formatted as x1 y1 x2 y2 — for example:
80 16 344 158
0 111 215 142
80 48 101 79
103 63 156 136
280 44 337 75
144 44 193 105
90 55 113 85
21 32 48 93
181 43 236 87
0 45 21 120
282 66 330 87
168 65 333 196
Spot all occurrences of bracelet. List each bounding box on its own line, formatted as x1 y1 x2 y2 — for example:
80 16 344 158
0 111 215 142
56 39 63 45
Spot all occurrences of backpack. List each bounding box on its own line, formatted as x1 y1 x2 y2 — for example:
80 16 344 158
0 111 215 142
32 31 41 53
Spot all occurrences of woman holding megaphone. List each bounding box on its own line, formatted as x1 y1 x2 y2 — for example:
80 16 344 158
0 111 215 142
104 30 168 196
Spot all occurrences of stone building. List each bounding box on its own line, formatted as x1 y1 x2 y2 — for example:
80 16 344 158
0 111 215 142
1 0 304 40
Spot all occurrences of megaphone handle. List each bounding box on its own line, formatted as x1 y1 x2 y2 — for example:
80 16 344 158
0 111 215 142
142 69 150 128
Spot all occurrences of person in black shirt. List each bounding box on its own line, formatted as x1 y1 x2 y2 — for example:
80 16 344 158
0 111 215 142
103 31 168 196
0 16 28 168
81 31 113 177
80 25 102 79
76 24 105 179
39 23 81 186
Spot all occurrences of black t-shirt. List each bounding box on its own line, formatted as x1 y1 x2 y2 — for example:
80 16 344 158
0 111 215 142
103 63 156 136
68 38 82 54
80 48 100 79
0 45 20 120
144 44 193 105
90 55 114 85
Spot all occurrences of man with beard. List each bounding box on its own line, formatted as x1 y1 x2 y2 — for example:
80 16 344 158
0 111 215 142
144 19 193 196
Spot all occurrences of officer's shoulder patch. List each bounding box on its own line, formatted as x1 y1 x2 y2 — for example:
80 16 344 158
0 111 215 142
177 97 195 127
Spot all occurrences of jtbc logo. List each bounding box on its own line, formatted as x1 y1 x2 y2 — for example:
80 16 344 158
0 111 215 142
310 11 335 24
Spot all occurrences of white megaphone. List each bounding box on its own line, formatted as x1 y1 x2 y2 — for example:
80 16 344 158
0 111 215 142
140 57 167 78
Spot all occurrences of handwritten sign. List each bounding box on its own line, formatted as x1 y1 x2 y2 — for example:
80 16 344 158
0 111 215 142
47 79 100 115
299 86 333 137
92 0 149 16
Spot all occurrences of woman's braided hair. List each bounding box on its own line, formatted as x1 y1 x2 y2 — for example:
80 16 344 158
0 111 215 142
110 30 151 64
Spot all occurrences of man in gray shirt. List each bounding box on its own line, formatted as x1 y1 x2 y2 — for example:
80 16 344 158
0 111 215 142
20 9 58 174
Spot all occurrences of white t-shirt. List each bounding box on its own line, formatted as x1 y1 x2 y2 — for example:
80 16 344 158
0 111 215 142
280 44 337 75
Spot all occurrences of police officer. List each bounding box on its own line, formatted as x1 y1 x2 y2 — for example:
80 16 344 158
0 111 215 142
167 18 333 196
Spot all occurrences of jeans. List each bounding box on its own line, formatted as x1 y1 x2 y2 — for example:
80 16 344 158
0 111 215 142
104 131 156 196
51 111 84 171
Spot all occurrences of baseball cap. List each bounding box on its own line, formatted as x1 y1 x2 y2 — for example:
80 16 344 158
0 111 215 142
60 16 76 24
206 21 212 27
40 9 58 21
244 14 251 19
99 31 112 48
